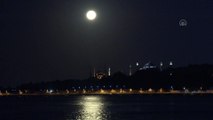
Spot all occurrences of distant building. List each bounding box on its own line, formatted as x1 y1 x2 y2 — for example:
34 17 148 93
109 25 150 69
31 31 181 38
141 62 157 70
95 72 106 80
92 67 108 79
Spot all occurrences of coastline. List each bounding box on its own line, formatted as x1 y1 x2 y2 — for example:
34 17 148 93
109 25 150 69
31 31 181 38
1 89 213 96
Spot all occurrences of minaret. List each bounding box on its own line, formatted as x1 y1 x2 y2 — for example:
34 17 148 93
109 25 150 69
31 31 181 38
136 62 139 71
129 65 132 76
160 62 163 71
108 67 111 76
169 61 174 90
169 61 173 74
93 67 96 78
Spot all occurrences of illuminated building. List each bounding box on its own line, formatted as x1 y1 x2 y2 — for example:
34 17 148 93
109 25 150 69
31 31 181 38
141 62 156 70
93 67 111 79
95 72 106 80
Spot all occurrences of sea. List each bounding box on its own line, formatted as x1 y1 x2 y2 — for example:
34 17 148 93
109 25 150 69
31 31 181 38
0 94 213 120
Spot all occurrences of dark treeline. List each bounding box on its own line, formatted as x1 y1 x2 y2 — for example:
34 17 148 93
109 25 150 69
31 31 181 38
15 64 213 91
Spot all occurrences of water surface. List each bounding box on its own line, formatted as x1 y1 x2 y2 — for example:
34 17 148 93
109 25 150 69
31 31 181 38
0 95 212 120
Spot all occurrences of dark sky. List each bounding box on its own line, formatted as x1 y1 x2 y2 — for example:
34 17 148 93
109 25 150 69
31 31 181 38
0 0 213 86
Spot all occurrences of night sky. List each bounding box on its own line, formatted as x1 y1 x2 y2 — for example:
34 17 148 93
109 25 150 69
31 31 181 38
0 0 213 86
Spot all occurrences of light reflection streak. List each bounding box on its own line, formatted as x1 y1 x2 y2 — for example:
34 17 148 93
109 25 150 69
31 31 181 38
76 96 107 120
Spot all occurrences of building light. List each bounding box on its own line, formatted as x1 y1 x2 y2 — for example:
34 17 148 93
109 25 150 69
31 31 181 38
139 88 143 93
66 89 69 94
160 62 163 67
169 61 173 66
136 62 139 66
111 89 116 93
100 89 105 94
148 88 153 92
120 89 123 93
170 86 173 90
83 89 86 94
183 87 186 90
159 88 163 92
19 90 23 95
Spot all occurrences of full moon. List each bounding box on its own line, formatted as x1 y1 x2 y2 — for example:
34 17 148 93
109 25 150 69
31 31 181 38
86 10 96 20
